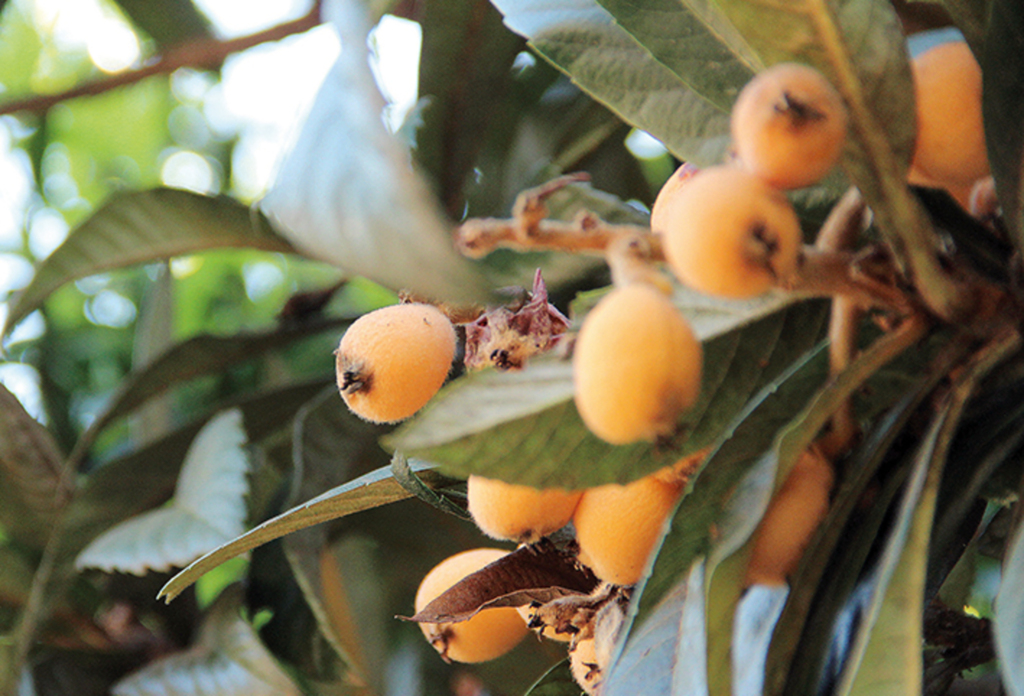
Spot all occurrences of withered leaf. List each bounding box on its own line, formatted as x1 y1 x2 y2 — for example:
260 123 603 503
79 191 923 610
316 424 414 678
402 539 599 624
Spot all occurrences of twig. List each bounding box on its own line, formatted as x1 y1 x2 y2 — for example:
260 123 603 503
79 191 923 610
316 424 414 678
0 3 323 116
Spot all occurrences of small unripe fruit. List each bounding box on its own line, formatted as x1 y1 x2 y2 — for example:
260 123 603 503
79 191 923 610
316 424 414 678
569 637 603 695
745 448 834 586
467 475 583 543
658 166 803 299
573 473 685 586
572 283 702 445
336 303 456 423
910 40 988 188
414 548 530 663
731 63 848 190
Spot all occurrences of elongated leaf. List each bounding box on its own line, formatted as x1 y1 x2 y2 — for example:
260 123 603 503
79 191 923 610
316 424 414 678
733 585 789 696
261 0 489 303
0 384 68 548
524 660 578 696
73 316 350 460
982 0 1024 251
388 298 829 489
76 408 251 575
3 189 295 337
996 510 1024 696
594 0 757 110
112 586 300 696
159 460 454 602
489 0 732 163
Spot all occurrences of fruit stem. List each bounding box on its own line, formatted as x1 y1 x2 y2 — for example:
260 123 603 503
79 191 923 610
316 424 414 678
782 247 914 312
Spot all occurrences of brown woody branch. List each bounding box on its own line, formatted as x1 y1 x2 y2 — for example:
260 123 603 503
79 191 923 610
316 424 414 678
0 2 323 116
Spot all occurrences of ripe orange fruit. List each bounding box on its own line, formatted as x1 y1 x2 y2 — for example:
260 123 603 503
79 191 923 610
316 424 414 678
573 473 685 586
731 63 848 190
414 548 530 663
467 475 583 543
745 448 834 586
657 166 803 299
910 40 989 188
335 303 456 423
572 283 702 445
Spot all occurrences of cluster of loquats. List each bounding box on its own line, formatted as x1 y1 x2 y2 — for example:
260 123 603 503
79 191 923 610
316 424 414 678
336 43 991 694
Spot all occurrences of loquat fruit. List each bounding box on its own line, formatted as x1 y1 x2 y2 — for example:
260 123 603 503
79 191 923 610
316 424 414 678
569 637 603 695
910 40 989 188
516 603 573 642
730 62 848 190
572 283 702 445
336 302 456 423
650 162 701 235
414 548 530 663
657 166 803 299
467 475 583 544
573 473 685 586
744 448 835 586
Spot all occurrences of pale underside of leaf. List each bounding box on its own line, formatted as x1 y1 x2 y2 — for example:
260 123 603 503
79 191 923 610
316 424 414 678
260 0 489 303
76 409 250 575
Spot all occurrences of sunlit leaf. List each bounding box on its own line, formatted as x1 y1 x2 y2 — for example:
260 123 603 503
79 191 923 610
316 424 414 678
76 408 251 575
260 0 490 303
0 383 68 548
3 189 295 337
982 0 1024 251
733 585 789 696
112 586 300 696
489 0 732 164
387 298 828 489
159 460 455 602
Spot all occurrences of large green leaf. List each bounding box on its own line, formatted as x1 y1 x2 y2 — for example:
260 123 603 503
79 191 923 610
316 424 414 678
489 0 732 164
3 189 296 338
414 0 526 215
523 660 578 696
0 384 68 548
982 0 1024 252
260 0 490 303
388 298 828 489
996 498 1024 696
594 0 757 110
158 460 455 603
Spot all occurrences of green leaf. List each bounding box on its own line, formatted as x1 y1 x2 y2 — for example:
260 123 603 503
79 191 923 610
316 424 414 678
75 409 251 575
489 0 732 164
158 460 454 603
982 0 1024 251
996 507 1024 696
261 0 490 304
940 0 992 52
414 0 525 214
3 189 296 338
594 0 757 110
0 383 68 548
111 0 211 47
523 660 579 696
387 297 828 489
732 585 789 696
111 585 301 696
70 316 351 462
0 545 35 609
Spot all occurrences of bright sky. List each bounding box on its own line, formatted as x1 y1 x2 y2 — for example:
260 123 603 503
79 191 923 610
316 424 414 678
0 0 422 419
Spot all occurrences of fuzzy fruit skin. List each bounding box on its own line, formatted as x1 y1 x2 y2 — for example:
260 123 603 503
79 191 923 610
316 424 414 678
910 40 989 188
745 449 834 586
731 63 848 190
569 637 602 695
573 474 685 586
414 548 530 663
658 166 803 299
467 475 583 543
516 604 572 642
572 283 702 445
336 303 456 423
650 162 701 235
